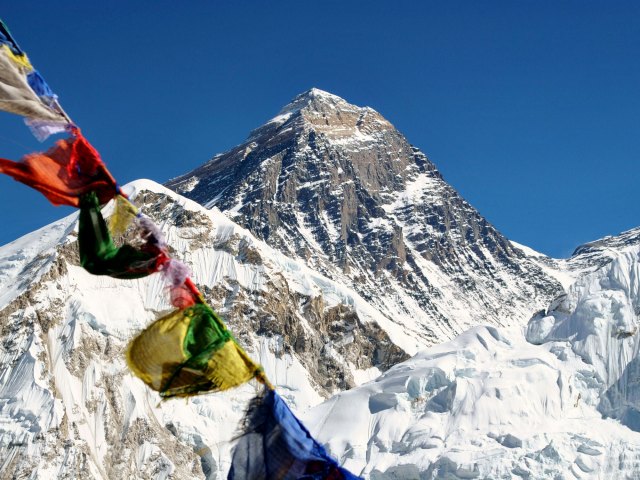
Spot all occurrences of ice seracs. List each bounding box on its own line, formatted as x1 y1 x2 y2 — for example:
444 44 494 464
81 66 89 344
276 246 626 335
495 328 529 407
304 233 640 478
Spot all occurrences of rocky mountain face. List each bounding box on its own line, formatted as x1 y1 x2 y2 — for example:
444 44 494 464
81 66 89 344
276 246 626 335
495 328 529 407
0 181 406 479
168 88 562 348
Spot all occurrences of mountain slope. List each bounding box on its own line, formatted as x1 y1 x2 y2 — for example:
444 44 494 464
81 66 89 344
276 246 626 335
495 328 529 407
168 88 562 347
0 180 406 479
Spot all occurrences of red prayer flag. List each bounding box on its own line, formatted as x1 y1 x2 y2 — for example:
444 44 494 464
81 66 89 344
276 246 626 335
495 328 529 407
0 130 117 207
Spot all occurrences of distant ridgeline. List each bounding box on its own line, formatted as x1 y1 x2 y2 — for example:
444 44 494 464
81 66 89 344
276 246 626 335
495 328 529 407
0 19 360 480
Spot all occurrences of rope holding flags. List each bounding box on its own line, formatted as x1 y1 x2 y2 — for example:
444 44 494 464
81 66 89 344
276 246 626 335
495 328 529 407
0 19 360 479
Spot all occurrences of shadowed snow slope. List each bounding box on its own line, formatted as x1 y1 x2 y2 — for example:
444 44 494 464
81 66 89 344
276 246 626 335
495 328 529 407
303 234 640 479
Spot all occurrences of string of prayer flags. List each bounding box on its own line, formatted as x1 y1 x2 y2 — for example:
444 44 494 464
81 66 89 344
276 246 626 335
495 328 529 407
229 388 362 480
0 18 361 479
0 131 117 207
0 20 68 137
126 304 261 398
79 191 168 279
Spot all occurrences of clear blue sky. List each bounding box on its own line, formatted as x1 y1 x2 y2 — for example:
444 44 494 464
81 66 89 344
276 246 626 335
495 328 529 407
0 2 637 258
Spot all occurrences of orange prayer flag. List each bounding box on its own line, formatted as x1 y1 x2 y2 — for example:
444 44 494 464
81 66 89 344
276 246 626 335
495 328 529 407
0 131 117 207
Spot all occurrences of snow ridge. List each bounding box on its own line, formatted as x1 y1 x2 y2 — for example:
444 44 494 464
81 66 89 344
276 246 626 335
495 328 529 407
0 180 404 479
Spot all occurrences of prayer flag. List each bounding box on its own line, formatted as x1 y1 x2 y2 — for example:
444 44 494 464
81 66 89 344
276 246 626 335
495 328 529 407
0 44 66 125
229 389 361 480
0 132 117 207
0 19 67 136
79 191 167 279
127 304 260 398
108 194 139 238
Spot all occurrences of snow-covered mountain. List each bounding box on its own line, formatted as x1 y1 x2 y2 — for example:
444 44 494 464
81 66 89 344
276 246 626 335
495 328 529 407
167 88 562 348
0 180 407 479
304 227 640 479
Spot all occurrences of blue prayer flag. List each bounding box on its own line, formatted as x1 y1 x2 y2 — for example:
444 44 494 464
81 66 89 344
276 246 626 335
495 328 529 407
229 389 361 480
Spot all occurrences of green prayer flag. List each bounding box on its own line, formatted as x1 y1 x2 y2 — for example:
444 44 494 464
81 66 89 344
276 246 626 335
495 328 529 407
78 191 163 279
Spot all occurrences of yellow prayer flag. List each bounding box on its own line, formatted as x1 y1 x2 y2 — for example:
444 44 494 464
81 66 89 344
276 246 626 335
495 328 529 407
126 305 261 398
108 194 139 238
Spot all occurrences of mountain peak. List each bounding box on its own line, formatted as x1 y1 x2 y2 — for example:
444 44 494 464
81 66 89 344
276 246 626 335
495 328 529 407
261 88 392 139
268 88 354 123
166 90 562 349
291 87 349 107
301 87 342 100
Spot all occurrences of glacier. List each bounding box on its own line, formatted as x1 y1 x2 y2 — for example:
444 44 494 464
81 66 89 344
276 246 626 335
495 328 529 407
304 230 640 479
